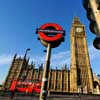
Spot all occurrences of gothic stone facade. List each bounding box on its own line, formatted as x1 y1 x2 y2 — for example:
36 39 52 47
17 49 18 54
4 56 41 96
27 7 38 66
70 17 94 93
4 17 100 94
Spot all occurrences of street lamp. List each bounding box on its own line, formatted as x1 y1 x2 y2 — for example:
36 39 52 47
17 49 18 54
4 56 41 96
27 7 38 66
24 48 31 59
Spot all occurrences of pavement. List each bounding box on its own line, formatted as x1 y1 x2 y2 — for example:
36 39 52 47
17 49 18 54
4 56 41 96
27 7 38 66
0 91 100 100
0 95 100 100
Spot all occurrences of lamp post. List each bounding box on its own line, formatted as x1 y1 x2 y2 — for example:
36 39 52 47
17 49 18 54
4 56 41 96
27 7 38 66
23 48 31 80
24 48 31 59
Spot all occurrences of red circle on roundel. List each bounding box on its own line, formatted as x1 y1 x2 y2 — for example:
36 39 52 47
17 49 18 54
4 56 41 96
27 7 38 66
38 23 63 42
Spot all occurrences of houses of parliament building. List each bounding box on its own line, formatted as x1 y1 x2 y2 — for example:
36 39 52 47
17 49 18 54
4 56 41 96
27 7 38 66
3 17 100 95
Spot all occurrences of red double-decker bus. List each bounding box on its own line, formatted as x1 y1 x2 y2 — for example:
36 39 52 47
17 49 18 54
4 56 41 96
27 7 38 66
10 80 41 94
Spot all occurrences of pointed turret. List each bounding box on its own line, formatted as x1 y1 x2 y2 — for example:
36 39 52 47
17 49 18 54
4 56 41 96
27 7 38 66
30 61 35 70
62 64 68 70
13 53 17 61
72 16 81 25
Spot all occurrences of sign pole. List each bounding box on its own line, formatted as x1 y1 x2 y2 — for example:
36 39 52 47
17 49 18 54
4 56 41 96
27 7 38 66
39 43 52 100
36 23 65 99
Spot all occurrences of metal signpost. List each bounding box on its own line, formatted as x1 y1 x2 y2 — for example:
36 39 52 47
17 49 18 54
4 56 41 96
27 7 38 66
36 23 65 100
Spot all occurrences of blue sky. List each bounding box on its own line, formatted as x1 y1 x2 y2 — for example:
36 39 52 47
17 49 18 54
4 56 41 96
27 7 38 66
0 0 100 84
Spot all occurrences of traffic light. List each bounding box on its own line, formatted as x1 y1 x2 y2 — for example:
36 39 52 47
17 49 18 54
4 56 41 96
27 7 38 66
83 0 100 50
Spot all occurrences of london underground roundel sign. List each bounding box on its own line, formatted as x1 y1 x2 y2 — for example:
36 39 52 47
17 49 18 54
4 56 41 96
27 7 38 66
37 23 64 42
36 23 65 48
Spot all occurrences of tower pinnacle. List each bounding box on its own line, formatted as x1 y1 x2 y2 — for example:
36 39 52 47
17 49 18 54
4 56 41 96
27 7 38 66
72 16 81 24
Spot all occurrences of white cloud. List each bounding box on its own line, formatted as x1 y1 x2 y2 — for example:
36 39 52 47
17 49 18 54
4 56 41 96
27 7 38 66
0 45 99 69
0 54 13 65
52 50 70 60
88 45 100 61
50 50 70 68
29 50 71 69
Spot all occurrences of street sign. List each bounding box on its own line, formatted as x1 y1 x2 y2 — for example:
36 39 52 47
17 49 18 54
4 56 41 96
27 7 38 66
36 23 65 42
36 23 65 100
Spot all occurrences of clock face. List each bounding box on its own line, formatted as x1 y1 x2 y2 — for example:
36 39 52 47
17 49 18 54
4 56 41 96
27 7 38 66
76 27 83 33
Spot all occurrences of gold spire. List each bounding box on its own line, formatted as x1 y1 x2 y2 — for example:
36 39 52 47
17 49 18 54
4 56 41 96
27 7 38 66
72 16 81 24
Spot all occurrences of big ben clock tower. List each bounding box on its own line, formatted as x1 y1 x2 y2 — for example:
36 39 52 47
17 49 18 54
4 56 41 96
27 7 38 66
70 17 93 93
